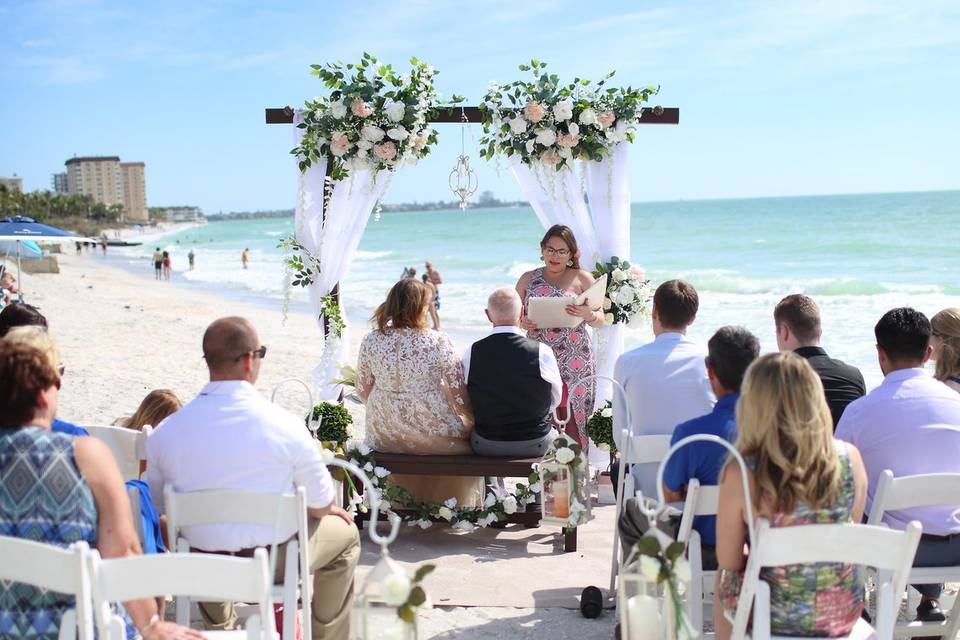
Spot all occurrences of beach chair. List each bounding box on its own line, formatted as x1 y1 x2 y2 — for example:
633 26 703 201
164 485 311 640
676 478 721 637
89 547 274 640
866 470 960 639
731 519 921 640
0 536 94 640
83 424 152 481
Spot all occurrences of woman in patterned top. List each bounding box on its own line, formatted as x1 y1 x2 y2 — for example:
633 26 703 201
0 340 202 640
516 225 603 445
714 352 869 639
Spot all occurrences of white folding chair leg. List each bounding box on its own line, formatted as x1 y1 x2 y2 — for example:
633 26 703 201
277 539 299 640
175 538 191 627
687 534 704 634
753 580 772 640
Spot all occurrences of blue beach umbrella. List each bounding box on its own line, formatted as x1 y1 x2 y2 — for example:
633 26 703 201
0 217 88 300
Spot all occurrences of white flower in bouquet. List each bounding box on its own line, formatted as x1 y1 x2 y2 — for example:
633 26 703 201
437 506 454 521
443 497 458 509
673 557 692 582
615 286 636 306
363 462 374 473
386 125 409 141
602 297 612 311
558 146 572 159
381 573 413 606
528 481 543 494
554 447 575 464
552 98 573 122
508 116 527 135
453 520 475 532
484 492 497 508
360 124 385 142
477 512 498 528
328 99 347 119
383 99 406 122
535 128 557 147
374 466 390 478
578 108 598 126
502 496 518 514
356 139 373 151
417 519 432 529
411 130 429 150
525 139 535 154
601 407 613 418
568 122 579 136
612 268 626 282
604 313 615 325
358 443 372 456
639 555 661 581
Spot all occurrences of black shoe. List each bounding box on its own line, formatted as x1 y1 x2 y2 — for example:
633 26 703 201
915 599 945 640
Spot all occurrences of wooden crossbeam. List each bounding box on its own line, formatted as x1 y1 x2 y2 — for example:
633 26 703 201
265 105 679 125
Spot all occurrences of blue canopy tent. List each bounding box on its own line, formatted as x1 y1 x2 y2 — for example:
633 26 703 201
0 217 90 301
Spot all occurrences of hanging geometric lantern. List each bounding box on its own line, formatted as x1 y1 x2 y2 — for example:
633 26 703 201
539 459 573 524
448 109 477 209
618 542 677 640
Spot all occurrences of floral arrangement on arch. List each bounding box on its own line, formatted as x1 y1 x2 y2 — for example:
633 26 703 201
292 53 460 181
594 256 653 327
478 60 659 171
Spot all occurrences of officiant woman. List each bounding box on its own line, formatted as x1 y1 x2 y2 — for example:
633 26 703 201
516 224 603 445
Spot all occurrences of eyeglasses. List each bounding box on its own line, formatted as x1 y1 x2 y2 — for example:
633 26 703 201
543 247 570 257
234 345 268 362
57 363 66 377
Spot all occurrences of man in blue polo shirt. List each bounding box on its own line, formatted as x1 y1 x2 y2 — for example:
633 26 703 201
619 325 759 568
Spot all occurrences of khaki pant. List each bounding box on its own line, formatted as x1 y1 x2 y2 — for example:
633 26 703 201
199 516 360 640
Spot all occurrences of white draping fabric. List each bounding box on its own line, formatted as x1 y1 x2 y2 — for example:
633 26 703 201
293 114 391 401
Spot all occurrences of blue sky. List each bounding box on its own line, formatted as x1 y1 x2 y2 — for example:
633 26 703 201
1 0 959 214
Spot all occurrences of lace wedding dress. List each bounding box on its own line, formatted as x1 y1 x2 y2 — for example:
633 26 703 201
357 327 482 506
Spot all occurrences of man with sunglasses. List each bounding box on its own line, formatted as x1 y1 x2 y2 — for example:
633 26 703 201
147 316 359 640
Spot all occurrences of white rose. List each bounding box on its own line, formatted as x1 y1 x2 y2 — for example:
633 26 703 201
381 573 412 606
601 407 613 418
384 99 406 122
673 557 692 582
612 268 626 282
356 139 372 151
386 126 409 141
535 128 557 147
639 555 661 581
525 139 535 154
508 116 527 135
417 519 432 530
615 287 636 306
443 497 458 509
437 506 454 521
578 108 597 126
358 443 372 456
528 482 543 494
604 313 615 325
328 100 347 119
568 122 579 136
483 492 497 508
363 462 374 472
552 98 573 121
374 466 390 478
602 297 612 311
478 513 497 528
453 520 475 532
360 124 385 142
554 447 575 465
502 496 518 514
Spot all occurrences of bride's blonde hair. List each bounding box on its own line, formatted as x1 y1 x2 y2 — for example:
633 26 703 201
372 279 430 333
735 352 841 513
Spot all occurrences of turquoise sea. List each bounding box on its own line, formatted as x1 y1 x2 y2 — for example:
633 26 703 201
121 190 960 390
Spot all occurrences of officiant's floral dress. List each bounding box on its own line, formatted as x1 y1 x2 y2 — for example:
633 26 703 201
357 327 482 506
524 267 596 445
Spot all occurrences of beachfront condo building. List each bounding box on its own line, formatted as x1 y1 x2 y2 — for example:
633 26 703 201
52 172 69 194
120 162 148 222
64 156 149 222
0 175 24 193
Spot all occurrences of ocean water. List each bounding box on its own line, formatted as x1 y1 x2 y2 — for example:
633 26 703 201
120 190 960 390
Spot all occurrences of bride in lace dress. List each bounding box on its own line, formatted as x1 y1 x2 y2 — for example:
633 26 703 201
357 279 482 506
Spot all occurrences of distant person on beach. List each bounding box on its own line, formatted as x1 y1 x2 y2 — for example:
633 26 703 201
517 224 603 445
420 274 440 330
425 260 442 320
161 250 171 280
152 247 163 280
242 247 249 269
401 266 416 279
931 307 960 394
188 250 195 270
75 241 82 256
774 294 865 428
464 287 562 458
100 237 107 254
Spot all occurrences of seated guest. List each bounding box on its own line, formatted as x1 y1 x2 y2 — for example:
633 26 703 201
931 307 960 393
715 352 868 639
0 341 201 640
464 287 562 457
3 326 88 436
613 279 715 499
837 307 960 625
618 326 759 568
115 388 182 431
774 294 866 428
0 301 48 337
357 279 481 506
147 317 359 638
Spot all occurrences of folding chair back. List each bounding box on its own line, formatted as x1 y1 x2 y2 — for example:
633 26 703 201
83 425 152 481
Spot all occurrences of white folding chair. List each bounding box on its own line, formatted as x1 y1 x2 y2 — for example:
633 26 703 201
164 485 311 640
0 536 94 640
732 519 922 640
83 424 152 481
866 470 960 639
676 478 721 637
89 547 275 640
126 485 144 547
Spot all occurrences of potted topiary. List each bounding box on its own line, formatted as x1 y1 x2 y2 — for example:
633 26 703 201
306 401 352 449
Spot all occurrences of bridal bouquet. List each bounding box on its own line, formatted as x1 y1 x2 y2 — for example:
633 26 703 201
479 60 658 171
293 53 452 181
594 257 652 327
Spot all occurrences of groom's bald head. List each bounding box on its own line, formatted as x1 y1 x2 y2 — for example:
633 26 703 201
486 287 522 326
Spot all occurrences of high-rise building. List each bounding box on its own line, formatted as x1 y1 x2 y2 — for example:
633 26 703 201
0 175 23 193
120 162 147 222
65 156 123 206
52 172 69 194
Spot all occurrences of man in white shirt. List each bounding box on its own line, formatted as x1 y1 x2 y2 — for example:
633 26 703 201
464 287 563 457
147 317 359 640
613 279 715 500
837 307 960 625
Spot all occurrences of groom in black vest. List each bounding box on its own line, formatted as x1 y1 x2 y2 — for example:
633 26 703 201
464 287 563 457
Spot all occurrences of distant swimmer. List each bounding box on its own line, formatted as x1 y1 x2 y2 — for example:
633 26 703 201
188 250 195 270
242 248 249 269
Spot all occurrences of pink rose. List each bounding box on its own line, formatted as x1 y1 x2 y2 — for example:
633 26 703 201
540 149 561 166
630 264 646 280
557 132 580 148
329 131 351 157
524 100 545 123
373 141 397 162
351 98 373 118
597 110 616 129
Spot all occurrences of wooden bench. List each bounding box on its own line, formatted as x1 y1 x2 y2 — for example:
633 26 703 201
351 453 578 552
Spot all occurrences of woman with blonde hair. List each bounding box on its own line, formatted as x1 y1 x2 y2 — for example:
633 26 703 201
116 389 182 431
714 352 868 639
931 308 960 393
357 278 480 505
